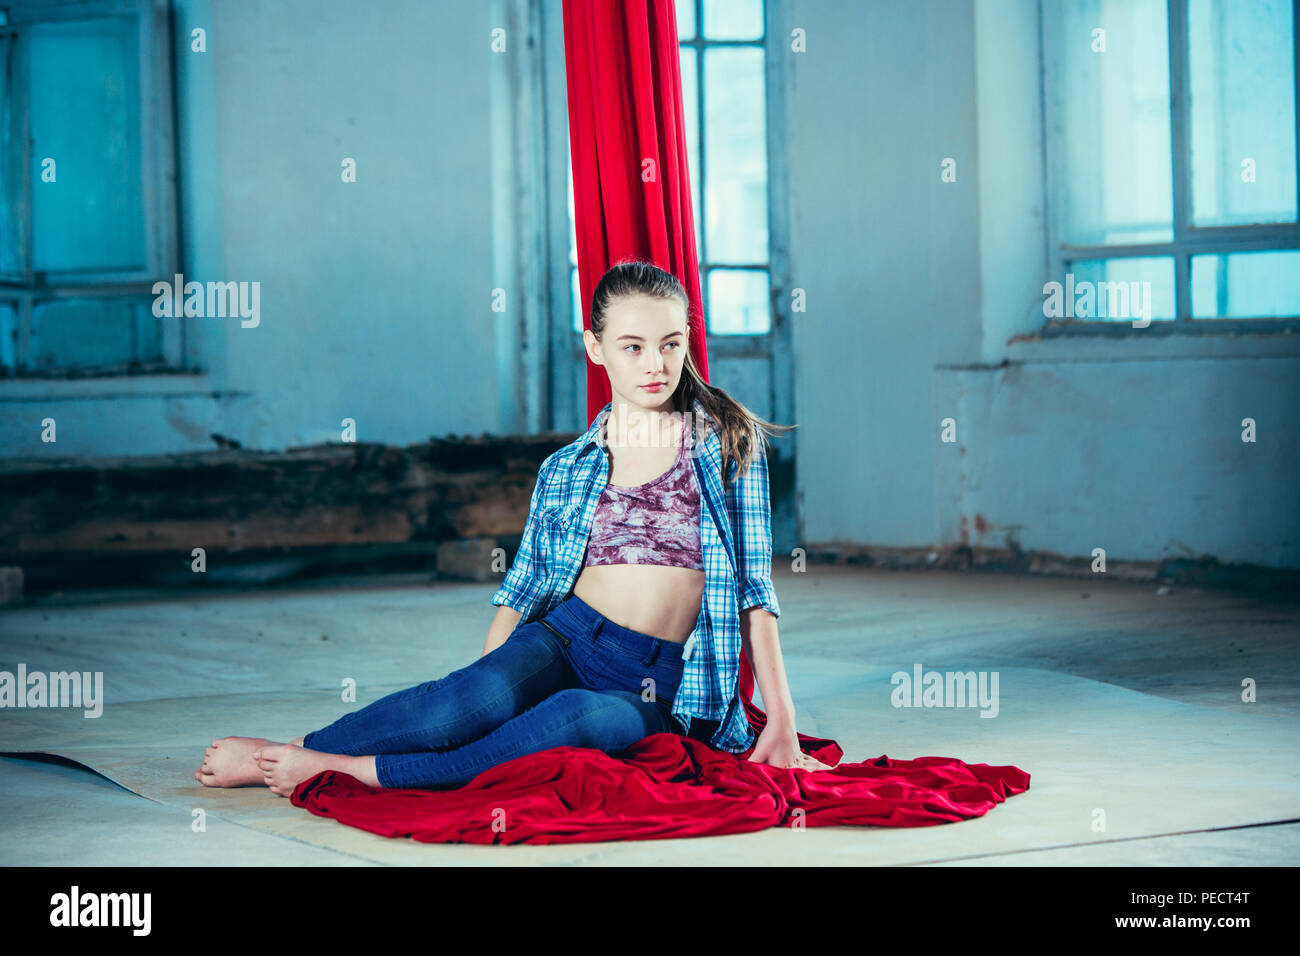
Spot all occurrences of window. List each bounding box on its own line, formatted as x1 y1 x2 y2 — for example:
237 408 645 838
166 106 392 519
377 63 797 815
1043 0 1300 325
0 0 179 377
569 0 771 335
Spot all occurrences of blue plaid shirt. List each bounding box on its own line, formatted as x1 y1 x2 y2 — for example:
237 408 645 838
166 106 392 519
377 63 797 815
490 398 781 753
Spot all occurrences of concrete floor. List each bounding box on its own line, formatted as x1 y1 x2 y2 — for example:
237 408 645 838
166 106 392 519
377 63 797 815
1 566 1297 865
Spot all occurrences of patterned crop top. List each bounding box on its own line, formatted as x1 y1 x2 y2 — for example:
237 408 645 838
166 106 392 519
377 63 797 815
583 423 705 570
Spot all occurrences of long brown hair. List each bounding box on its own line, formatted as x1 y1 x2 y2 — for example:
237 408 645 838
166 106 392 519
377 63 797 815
587 258 796 483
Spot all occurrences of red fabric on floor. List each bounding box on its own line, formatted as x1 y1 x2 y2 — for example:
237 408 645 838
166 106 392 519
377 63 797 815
289 738 1029 845
288 648 1030 844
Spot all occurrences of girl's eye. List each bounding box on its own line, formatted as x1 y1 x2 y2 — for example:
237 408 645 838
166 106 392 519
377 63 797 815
624 342 681 354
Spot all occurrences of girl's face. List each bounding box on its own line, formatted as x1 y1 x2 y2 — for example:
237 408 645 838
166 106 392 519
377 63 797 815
584 295 689 412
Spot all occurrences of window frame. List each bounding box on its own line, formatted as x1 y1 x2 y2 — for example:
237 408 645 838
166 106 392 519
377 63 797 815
675 0 773 342
0 0 182 377
1040 0 1300 334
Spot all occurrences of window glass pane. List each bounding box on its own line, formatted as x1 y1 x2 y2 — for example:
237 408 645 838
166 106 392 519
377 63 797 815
0 33 24 279
28 297 160 372
0 302 16 374
1059 257 1175 321
679 46 702 258
703 0 763 40
1191 251 1300 318
704 47 767 263
29 16 146 273
1189 0 1297 226
707 268 769 333
677 0 695 40
1058 0 1172 244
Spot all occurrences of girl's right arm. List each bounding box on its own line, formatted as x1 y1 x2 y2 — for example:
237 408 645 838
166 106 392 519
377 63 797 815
481 605 522 656
483 454 554 656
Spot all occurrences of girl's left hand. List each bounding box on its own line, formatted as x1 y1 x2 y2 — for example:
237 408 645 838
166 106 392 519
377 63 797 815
747 722 835 771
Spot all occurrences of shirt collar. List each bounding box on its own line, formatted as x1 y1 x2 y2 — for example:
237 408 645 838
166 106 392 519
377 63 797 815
579 397 714 456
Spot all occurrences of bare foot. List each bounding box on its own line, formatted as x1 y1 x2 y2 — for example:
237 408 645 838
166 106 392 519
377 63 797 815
195 736 278 787
253 742 379 797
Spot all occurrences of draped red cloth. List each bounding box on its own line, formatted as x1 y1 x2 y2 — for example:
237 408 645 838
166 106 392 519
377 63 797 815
288 647 1031 844
290 748 1029 844
564 0 707 421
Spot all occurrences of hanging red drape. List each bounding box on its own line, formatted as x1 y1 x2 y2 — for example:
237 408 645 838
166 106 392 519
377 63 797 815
563 0 708 422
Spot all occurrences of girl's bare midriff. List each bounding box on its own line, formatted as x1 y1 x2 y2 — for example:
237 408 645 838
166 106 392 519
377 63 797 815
570 413 705 645
572 565 705 645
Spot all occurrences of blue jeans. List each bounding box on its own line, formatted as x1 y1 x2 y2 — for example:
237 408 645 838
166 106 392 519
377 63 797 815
300 594 687 789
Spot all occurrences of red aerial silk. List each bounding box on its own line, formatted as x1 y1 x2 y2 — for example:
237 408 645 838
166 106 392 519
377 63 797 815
289 649 1031 844
564 0 707 422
